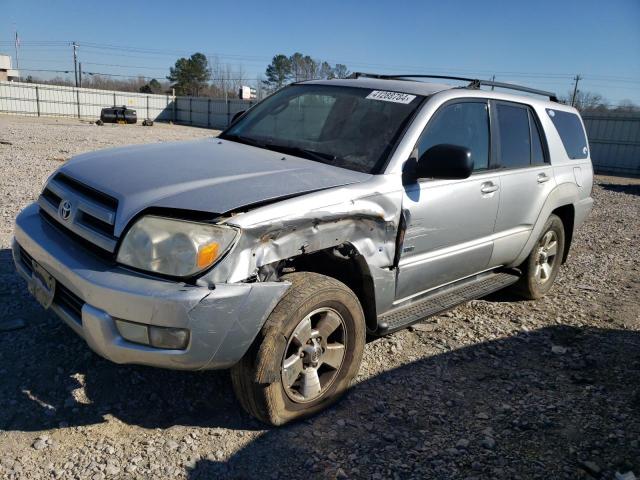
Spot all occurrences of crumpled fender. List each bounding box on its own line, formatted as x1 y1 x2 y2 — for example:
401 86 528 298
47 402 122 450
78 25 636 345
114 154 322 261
203 181 405 285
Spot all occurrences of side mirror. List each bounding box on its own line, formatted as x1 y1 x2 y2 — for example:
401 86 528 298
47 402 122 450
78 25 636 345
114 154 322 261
231 110 246 124
416 144 473 180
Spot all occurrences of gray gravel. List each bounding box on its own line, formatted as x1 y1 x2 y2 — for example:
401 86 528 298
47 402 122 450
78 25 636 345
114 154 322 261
1 115 639 479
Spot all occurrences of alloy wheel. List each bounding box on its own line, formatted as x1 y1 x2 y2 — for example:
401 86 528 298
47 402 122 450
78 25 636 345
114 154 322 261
281 307 347 403
534 230 559 284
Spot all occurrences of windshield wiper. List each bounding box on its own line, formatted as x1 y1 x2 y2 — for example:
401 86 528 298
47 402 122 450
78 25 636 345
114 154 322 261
221 135 338 165
264 144 337 164
220 133 265 148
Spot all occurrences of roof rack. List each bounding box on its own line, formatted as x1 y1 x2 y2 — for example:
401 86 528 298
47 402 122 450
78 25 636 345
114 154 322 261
350 72 559 102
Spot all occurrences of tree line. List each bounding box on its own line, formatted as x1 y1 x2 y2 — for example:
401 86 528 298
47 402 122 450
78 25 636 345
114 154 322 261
21 51 351 99
18 52 639 112
262 53 350 90
559 90 639 113
163 51 351 96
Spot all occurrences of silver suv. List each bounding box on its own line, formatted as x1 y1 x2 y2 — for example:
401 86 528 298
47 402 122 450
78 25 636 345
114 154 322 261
13 74 593 425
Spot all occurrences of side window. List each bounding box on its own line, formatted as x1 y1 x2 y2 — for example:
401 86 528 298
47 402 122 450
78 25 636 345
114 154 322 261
529 110 546 165
496 103 530 169
417 101 489 171
546 109 589 159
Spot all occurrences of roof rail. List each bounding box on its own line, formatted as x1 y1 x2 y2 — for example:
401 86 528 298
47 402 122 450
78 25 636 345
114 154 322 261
350 72 559 102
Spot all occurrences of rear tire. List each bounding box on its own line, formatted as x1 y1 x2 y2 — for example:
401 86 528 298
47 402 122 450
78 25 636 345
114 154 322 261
513 214 565 300
231 272 365 426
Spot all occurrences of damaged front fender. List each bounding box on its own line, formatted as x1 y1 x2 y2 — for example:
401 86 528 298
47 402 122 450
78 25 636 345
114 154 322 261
205 179 404 285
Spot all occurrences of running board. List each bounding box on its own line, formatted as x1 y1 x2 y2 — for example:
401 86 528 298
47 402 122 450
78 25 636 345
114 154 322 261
377 271 520 334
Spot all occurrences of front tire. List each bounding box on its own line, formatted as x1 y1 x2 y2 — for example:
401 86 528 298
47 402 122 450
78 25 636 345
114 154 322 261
513 214 565 299
231 272 366 426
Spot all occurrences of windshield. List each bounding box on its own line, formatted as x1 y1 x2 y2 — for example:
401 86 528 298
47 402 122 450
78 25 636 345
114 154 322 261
220 84 424 173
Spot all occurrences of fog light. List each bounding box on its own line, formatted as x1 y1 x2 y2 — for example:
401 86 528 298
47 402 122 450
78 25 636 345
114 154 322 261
148 326 190 350
115 320 149 345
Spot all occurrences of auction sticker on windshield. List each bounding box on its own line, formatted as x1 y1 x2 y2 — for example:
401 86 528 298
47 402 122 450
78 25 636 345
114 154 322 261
366 90 417 104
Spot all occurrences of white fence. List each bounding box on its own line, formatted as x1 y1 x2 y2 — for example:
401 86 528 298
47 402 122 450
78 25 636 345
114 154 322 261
0 80 255 129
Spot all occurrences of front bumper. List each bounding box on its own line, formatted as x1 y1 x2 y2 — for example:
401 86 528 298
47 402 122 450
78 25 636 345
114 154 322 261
13 203 289 370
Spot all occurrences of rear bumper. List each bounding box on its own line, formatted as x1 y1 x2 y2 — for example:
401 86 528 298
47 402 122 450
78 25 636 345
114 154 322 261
574 196 594 231
13 203 289 370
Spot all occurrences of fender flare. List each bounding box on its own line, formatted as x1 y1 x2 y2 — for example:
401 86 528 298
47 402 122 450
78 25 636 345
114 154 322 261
511 182 580 267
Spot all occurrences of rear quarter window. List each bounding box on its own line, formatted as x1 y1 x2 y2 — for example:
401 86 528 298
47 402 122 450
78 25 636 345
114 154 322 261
546 109 589 159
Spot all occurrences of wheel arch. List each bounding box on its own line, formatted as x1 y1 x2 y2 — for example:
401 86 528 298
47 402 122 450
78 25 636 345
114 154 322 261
282 244 379 333
551 203 575 263
512 182 580 267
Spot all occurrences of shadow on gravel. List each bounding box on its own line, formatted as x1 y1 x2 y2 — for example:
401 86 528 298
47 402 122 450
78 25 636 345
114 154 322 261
479 288 528 304
0 249 261 433
2 249 640 478
599 183 640 196
186 326 640 479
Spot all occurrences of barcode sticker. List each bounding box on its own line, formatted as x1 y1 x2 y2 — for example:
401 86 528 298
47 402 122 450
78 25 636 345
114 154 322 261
366 90 416 104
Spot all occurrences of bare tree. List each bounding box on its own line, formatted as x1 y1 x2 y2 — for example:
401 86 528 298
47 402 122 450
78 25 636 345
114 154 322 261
333 64 350 79
562 90 608 112
209 56 248 98
290 52 319 82
615 99 640 113
263 53 351 92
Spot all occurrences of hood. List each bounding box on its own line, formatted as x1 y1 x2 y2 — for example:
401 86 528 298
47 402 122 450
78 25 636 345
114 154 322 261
59 138 372 236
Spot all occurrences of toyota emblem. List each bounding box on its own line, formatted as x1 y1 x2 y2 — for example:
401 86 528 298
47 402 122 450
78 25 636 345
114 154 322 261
58 200 72 221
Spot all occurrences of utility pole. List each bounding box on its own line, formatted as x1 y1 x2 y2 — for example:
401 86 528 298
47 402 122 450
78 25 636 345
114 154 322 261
72 42 79 87
491 74 495 91
78 62 82 88
571 74 582 107
14 30 20 73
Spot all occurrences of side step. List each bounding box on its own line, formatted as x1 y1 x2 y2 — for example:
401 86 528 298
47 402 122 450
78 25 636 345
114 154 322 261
377 271 520 334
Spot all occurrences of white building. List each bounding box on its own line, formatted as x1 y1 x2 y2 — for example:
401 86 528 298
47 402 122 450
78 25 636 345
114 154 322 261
0 55 20 81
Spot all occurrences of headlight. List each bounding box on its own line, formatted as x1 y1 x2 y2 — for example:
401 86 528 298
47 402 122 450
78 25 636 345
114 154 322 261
116 216 238 277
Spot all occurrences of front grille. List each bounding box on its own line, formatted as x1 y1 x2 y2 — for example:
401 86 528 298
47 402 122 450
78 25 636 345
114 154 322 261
18 245 34 274
54 283 84 324
38 173 119 253
54 173 118 211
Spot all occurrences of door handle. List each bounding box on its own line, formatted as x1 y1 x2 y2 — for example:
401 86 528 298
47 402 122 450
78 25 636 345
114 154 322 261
537 173 550 183
480 182 499 194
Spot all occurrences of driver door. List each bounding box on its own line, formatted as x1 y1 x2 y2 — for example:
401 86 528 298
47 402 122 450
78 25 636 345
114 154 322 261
395 99 500 301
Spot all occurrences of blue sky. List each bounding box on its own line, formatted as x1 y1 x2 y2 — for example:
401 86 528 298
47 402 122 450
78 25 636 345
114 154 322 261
2 0 639 105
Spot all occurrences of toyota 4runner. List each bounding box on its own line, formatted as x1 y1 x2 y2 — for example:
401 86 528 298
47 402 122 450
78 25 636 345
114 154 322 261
13 74 593 425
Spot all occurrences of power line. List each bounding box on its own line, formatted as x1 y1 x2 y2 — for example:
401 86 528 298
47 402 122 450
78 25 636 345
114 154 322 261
19 67 254 82
8 39 640 103
19 68 73 74
82 61 168 70
2 39 629 80
4 39 640 85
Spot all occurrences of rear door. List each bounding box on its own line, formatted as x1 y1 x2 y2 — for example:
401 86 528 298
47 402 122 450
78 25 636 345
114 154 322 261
489 101 556 267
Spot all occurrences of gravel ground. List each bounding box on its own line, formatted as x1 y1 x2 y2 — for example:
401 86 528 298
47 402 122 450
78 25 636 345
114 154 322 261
0 114 639 480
